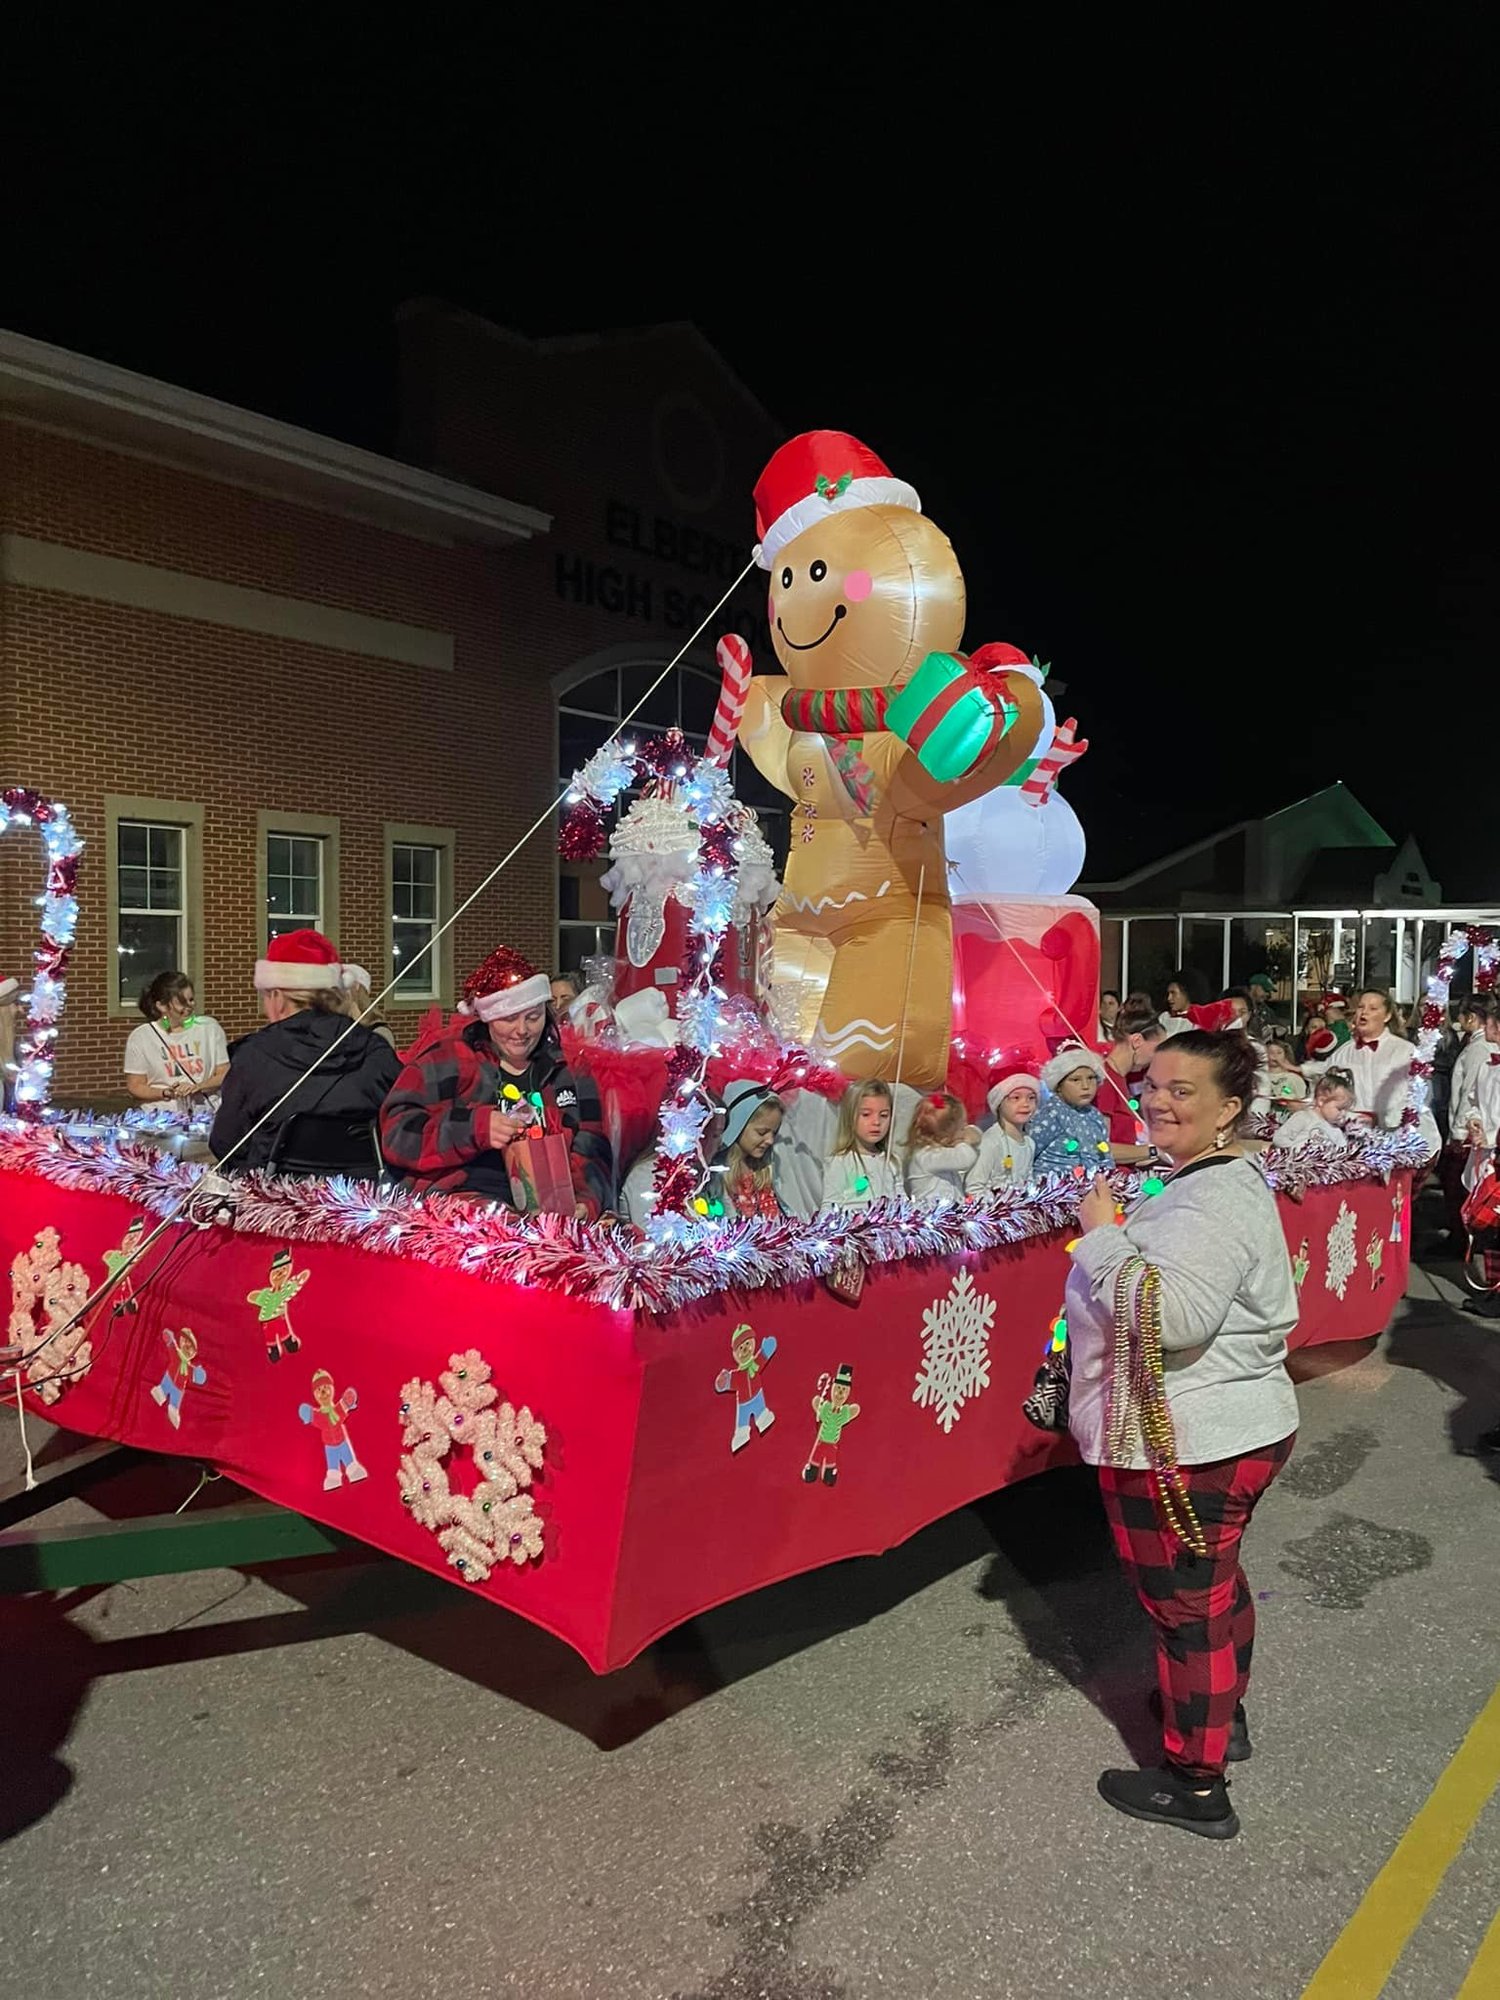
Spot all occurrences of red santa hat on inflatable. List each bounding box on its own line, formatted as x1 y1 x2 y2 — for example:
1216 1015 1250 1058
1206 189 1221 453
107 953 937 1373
459 946 552 1023
255 928 343 992
752 431 921 572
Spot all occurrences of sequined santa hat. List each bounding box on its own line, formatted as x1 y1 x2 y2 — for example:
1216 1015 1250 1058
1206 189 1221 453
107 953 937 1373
254 927 343 991
459 946 552 1023
1040 1041 1106 1093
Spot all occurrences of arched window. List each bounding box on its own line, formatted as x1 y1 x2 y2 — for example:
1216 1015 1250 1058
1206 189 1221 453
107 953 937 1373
556 648 788 975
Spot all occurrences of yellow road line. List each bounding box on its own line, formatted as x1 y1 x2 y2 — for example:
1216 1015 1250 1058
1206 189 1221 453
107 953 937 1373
1455 1906 1500 1999
1301 1679 1500 2000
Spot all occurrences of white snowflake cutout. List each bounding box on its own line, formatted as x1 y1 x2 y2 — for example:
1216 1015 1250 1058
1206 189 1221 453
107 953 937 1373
913 1269 997 1432
1325 1200 1358 1301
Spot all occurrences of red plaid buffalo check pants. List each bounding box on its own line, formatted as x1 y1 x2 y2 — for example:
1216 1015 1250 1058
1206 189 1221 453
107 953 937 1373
1098 1433 1296 1782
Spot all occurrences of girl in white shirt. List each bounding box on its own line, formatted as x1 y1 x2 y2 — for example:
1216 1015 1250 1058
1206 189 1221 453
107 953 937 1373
821 1080 903 1209
1340 988 1439 1154
905 1091 981 1207
968 1066 1039 1192
124 971 230 1109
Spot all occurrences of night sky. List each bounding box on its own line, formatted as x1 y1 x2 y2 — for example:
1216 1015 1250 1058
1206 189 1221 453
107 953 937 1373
5 28 1493 894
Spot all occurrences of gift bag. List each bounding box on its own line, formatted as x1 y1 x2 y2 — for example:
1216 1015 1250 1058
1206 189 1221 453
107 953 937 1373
508 1134 577 1216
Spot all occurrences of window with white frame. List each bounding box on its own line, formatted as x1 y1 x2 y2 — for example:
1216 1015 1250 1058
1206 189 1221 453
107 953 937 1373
115 820 187 1005
265 832 325 944
391 840 443 999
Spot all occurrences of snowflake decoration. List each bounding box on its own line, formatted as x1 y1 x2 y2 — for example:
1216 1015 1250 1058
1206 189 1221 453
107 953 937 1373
397 1347 548 1583
913 1268 997 1432
7 1225 92 1404
1325 1201 1358 1301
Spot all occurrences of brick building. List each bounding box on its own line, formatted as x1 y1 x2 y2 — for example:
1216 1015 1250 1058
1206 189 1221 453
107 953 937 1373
0 310 783 1104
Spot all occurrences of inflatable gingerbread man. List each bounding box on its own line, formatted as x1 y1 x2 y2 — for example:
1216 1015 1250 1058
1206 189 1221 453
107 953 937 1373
733 432 1046 1088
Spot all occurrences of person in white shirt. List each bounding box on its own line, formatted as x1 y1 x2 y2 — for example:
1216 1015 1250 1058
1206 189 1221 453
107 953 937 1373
1339 988 1436 1149
1439 999 1490 1242
0 973 21 1113
904 1091 981 1207
124 971 229 1109
822 1080 903 1209
1270 1069 1355 1153
968 1065 1040 1192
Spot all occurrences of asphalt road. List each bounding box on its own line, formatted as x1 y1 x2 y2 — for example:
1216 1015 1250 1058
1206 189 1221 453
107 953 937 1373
2 1251 1498 1999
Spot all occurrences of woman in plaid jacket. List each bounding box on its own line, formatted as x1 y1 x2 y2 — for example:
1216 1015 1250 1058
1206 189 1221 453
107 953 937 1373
380 947 612 1219
1065 1028 1298 1842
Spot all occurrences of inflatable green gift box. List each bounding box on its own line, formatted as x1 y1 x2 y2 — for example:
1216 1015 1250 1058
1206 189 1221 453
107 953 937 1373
885 651 1020 784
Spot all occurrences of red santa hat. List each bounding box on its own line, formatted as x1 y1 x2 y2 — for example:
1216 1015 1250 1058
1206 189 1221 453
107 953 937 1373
986 1052 1042 1117
254 928 343 992
1187 999 1241 1033
1041 1041 1106 1094
1305 1025 1340 1059
459 946 552 1023
752 430 920 572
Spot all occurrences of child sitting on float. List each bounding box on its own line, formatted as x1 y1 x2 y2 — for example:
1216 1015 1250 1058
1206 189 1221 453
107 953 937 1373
1270 1068 1355 1153
1028 1042 1113 1180
1264 1038 1309 1113
822 1079 902 1209
717 1079 785 1220
905 1091 982 1207
967 1064 1040 1193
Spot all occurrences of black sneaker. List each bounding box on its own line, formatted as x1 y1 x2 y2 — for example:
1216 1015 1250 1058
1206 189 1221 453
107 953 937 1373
1148 1689 1252 1763
1462 1294 1500 1318
1098 1765 1240 1840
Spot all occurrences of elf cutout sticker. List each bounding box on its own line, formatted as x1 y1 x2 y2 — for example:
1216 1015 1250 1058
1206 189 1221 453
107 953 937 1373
714 1323 777 1453
299 1369 367 1491
101 1216 147 1315
151 1328 205 1429
1292 1238 1311 1290
246 1248 310 1364
802 1364 860 1487
1366 1231 1386 1291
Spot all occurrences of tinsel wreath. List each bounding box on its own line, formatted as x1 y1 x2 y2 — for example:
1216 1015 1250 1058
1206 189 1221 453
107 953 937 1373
0 1114 1428 1318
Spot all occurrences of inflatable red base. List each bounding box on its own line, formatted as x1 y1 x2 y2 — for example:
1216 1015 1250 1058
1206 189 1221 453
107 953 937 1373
1 1160 1410 1672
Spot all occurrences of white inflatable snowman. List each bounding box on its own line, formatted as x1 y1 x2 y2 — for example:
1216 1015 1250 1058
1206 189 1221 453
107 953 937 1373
945 683 1101 1065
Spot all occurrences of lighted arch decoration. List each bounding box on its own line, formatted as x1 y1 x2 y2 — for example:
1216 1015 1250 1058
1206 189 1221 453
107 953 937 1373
0 786 83 1119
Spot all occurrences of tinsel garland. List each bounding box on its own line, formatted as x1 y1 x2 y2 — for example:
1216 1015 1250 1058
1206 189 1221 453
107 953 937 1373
0 786 84 1119
563 726 783 1217
0 1112 1431 1317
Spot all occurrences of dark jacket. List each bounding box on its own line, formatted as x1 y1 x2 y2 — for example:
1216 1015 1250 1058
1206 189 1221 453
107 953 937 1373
379 1018 613 1217
209 1008 401 1173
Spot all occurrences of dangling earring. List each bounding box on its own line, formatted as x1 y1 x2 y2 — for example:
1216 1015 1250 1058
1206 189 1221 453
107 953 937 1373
1214 1127 1228 1150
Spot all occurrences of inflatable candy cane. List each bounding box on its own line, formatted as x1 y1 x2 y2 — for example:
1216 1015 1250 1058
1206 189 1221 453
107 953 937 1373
706 635 754 766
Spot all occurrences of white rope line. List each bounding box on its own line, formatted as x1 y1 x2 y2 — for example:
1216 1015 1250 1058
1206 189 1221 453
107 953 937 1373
12 557 761 1375
13 1378 36 1491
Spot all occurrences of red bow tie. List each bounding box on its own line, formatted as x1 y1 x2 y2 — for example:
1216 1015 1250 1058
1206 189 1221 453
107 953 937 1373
1356 1037 1381 1051
1489 1052 1500 1067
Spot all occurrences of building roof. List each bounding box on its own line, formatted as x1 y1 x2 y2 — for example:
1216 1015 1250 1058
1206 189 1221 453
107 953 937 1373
1079 782 1393 895
1293 845 1393 903
0 327 551 547
394 299 784 434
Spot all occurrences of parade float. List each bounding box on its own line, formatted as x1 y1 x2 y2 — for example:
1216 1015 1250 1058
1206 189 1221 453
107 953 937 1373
0 440 1436 1672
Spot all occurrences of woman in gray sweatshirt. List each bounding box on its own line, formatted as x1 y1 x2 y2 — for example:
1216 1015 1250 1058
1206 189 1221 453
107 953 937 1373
1064 1028 1298 1841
